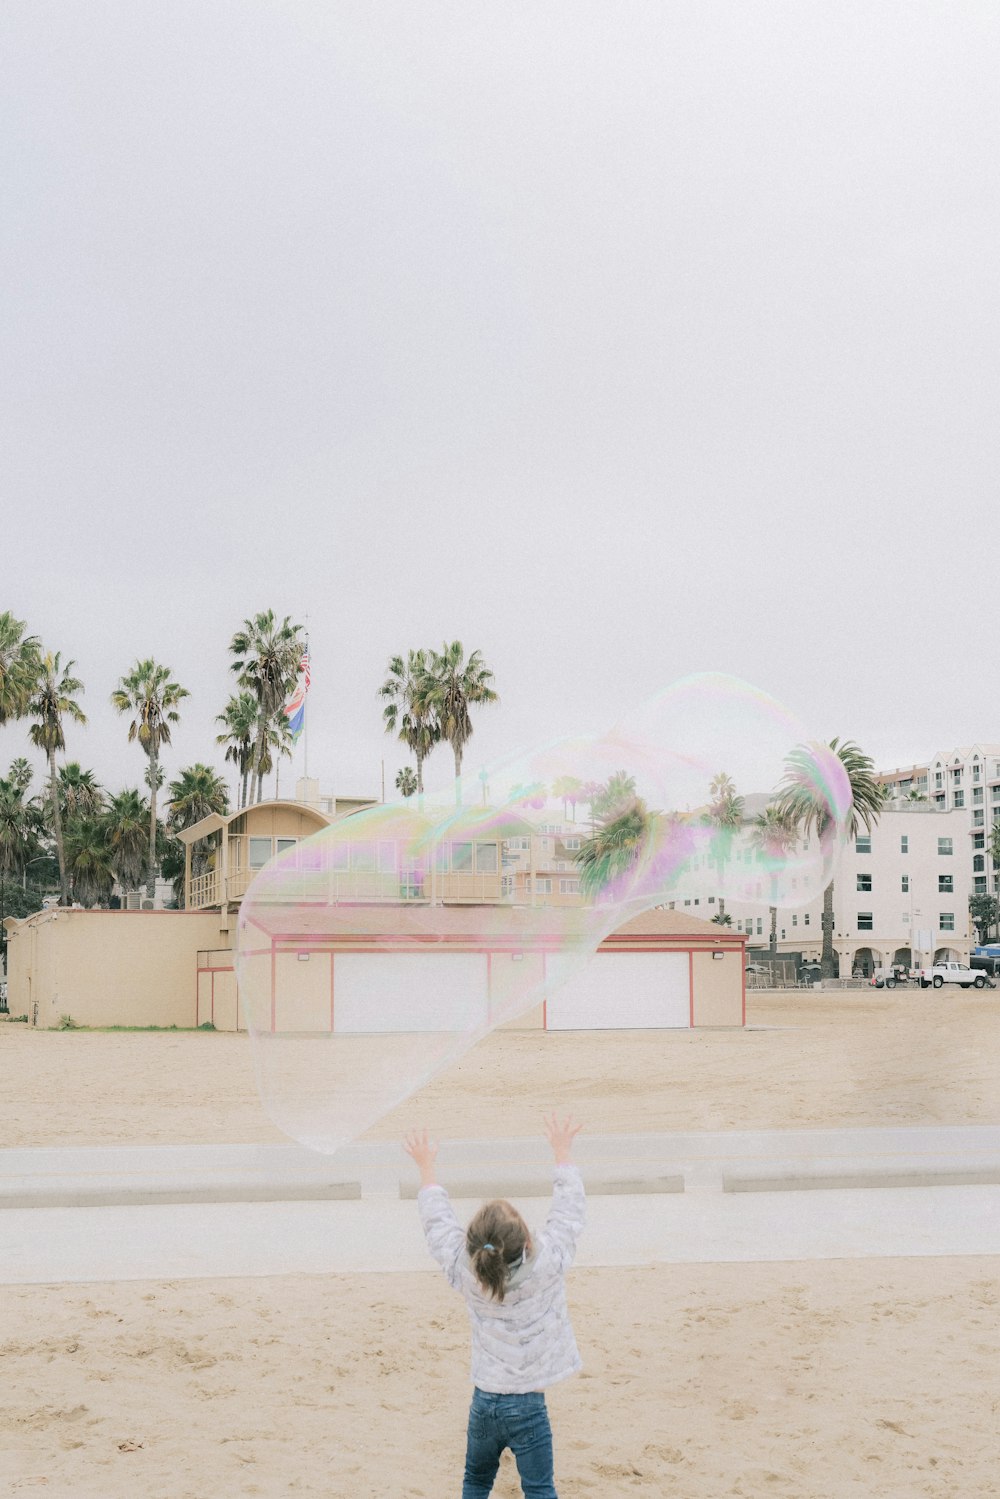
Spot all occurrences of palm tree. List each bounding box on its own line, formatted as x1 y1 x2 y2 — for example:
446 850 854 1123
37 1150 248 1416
103 789 150 895
216 691 258 809
748 804 799 953
395 766 418 799
576 799 654 902
168 764 229 831
552 775 583 822
0 611 40 725
776 737 883 979
704 772 744 924
64 817 115 907
27 652 86 906
111 659 189 900
416 642 498 801
0 772 44 881
58 763 104 823
229 612 305 804
8 757 33 794
592 771 639 823
379 649 440 798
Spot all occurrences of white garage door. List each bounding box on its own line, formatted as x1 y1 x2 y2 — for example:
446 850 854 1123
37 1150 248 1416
546 952 690 1030
333 952 489 1033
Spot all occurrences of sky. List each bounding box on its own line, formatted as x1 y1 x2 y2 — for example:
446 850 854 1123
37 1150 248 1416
2 2 998 808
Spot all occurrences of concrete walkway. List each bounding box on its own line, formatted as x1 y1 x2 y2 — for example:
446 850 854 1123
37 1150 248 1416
2 1126 1000 1285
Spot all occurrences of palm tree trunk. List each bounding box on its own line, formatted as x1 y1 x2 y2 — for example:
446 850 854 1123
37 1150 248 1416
48 747 70 906
147 748 158 900
821 878 836 978
252 714 268 804
769 906 777 953
416 746 424 796
240 762 248 810
453 743 463 804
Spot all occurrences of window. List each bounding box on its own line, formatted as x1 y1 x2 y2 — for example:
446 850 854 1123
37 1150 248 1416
974 810 985 826
857 873 872 891
475 842 498 874
352 842 376 872
804 914 810 925
974 855 985 872
534 877 552 895
275 837 296 858
451 842 473 872
856 835 872 854
974 832 985 849
940 912 955 932
934 771 943 788
792 914 798 926
564 837 580 851
938 838 953 855
900 836 908 854
781 928 786 940
378 841 397 873
993 785 1000 800
974 788 984 804
954 790 965 807
248 837 272 871
953 768 963 783
756 919 763 935
708 895 716 904
939 874 954 893
975 877 987 895
857 912 873 931
559 878 579 894
901 874 909 893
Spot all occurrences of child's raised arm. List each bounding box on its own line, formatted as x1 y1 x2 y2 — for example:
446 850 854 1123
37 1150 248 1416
543 1112 583 1164
403 1127 440 1189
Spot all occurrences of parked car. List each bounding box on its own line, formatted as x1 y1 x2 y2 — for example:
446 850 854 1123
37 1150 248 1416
917 961 993 990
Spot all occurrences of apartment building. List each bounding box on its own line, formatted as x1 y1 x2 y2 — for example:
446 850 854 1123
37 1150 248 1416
669 804 974 978
878 745 1000 899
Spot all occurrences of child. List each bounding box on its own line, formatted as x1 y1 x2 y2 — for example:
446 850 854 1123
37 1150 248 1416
404 1114 585 1499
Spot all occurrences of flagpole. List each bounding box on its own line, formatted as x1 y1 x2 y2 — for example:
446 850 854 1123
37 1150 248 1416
303 632 310 783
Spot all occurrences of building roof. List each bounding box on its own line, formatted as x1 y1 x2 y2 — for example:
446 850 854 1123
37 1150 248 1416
239 899 743 944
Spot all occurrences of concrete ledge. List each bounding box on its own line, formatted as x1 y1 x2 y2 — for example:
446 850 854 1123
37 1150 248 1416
399 1173 685 1200
724 1167 1000 1194
0 1178 362 1210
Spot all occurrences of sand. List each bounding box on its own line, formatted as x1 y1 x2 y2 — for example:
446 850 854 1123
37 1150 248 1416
3 990 1000 1148
2 992 1000 1496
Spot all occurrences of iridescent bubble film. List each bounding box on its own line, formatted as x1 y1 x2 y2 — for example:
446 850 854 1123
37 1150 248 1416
236 674 850 1152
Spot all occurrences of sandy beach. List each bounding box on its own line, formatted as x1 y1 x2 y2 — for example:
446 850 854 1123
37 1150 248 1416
3 992 1000 1496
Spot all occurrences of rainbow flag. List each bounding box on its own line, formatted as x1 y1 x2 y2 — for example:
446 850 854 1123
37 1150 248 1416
283 650 310 743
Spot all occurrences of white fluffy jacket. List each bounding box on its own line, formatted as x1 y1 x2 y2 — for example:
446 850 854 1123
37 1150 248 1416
417 1165 586 1394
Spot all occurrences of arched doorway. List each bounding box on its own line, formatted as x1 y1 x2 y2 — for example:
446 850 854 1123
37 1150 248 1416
852 946 877 979
892 947 912 968
933 946 961 964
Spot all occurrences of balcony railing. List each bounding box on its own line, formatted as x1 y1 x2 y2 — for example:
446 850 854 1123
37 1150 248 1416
188 869 221 908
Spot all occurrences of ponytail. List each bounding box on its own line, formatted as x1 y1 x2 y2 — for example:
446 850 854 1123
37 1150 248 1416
467 1200 531 1303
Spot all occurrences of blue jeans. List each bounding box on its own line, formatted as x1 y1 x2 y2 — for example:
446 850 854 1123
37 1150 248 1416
462 1388 557 1499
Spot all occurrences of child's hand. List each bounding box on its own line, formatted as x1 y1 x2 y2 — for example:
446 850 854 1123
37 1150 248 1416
403 1127 440 1187
543 1112 583 1165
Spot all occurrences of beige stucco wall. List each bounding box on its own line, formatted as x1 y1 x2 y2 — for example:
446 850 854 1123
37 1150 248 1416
8 910 226 1029
691 948 743 1026
239 805 328 839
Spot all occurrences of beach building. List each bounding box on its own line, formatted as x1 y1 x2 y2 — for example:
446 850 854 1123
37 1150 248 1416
5 797 746 1031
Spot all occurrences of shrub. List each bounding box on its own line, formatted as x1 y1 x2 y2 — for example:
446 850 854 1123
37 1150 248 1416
198 1020 216 1031
57 1014 79 1030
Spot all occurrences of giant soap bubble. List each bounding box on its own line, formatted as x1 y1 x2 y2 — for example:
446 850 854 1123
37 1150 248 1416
235 674 850 1152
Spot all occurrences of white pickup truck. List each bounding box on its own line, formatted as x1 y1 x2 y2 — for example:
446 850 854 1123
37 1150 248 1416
918 961 989 990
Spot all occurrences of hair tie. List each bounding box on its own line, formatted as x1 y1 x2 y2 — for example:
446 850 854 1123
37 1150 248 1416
482 1243 496 1252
